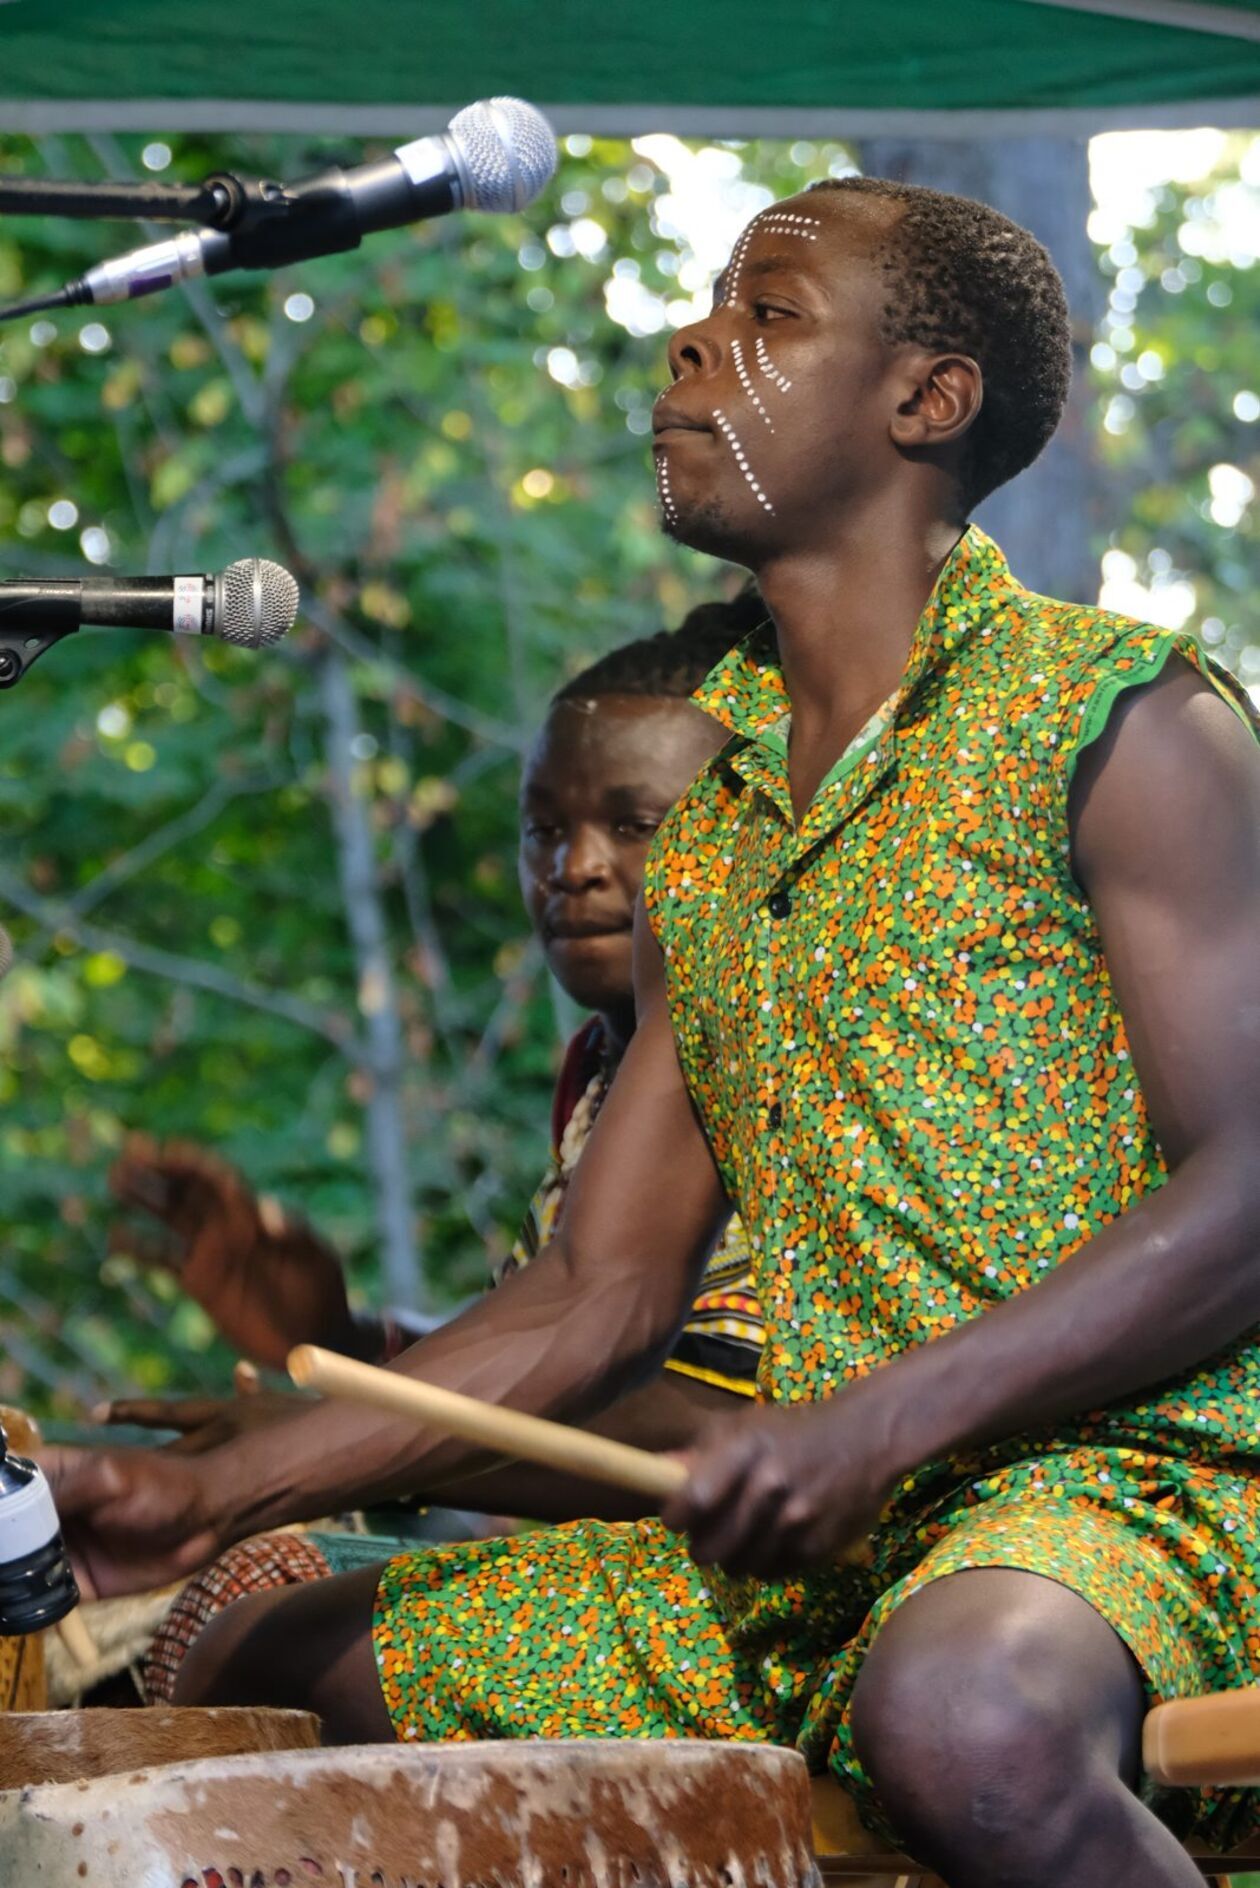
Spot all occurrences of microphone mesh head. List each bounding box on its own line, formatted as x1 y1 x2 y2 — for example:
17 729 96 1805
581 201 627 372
216 558 299 648
448 98 558 213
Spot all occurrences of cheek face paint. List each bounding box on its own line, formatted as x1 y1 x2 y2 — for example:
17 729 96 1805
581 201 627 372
705 208 821 517
755 334 792 394
739 209 819 398
731 337 774 430
713 406 774 514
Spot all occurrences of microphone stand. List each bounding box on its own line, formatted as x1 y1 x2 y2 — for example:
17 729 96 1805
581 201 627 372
0 176 237 224
0 171 298 321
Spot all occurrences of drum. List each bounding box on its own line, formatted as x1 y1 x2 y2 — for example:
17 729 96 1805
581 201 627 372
0 1704 319 1790
0 1630 43 1713
0 1737 821 1887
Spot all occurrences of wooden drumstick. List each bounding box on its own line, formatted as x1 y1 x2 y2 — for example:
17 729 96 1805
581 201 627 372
287 1345 689 1503
1143 1686 1260 1788
55 1607 100 1672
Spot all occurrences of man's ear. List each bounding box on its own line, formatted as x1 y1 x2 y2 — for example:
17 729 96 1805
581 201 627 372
890 353 983 451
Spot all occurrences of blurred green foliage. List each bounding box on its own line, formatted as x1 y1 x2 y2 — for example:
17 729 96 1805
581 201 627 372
0 127 1253 1419
1093 132 1260 688
0 128 854 1413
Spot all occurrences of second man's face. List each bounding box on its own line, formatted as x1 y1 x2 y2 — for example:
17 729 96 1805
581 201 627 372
518 694 724 1020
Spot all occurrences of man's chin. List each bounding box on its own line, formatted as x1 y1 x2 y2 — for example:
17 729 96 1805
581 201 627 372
660 496 746 560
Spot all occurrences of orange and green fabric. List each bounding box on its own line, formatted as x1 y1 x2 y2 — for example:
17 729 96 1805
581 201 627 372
374 528 1260 1850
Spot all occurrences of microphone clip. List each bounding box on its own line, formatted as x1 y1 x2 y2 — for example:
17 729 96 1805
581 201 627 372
0 619 77 689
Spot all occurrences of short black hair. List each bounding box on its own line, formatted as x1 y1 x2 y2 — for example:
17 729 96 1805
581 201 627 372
810 176 1071 511
554 586 766 705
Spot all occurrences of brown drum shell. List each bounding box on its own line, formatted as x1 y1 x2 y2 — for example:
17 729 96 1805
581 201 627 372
0 1631 45 1714
0 1704 319 1789
0 1738 821 1887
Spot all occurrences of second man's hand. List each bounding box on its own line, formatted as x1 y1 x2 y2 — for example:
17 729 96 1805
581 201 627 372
109 1136 369 1370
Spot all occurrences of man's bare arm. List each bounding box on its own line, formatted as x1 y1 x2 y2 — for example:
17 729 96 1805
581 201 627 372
420 1375 742 1522
882 661 1260 1458
47 907 731 1595
99 1371 739 1519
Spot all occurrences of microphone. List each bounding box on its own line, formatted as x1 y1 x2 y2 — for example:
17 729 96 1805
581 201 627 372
0 558 299 649
27 98 557 315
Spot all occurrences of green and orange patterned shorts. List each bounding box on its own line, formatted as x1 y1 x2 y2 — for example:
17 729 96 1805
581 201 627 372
373 1442 1260 1852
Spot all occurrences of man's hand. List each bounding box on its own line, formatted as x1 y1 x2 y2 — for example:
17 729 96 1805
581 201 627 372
98 1382 301 1455
109 1136 364 1370
661 1390 897 1580
38 1445 225 1599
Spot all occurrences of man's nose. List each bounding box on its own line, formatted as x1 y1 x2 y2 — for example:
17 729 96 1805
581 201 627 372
550 830 612 889
666 317 722 383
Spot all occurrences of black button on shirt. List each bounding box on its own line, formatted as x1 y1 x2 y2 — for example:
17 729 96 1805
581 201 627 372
768 891 791 920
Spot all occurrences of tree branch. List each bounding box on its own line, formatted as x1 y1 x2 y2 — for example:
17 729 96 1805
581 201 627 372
65 772 285 922
317 643 424 1308
0 869 358 1054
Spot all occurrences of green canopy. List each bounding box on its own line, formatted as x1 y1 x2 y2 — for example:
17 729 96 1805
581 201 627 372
0 0 1259 136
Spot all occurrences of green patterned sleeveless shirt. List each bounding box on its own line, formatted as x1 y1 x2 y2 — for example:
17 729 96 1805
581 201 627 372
372 529 1260 1851
645 524 1257 1448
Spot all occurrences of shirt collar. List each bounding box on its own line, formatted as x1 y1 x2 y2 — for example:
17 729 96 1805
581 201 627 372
693 526 1022 745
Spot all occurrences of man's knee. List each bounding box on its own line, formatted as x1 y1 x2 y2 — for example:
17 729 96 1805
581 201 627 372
849 1572 1143 1859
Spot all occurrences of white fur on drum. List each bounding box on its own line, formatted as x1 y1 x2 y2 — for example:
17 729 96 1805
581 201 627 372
0 1740 821 1887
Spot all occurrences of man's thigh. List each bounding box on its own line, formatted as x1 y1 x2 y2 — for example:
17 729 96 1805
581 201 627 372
176 1563 394 1743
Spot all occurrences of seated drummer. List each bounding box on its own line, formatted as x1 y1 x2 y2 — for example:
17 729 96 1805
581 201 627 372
50 175 1260 1886
103 595 768 1505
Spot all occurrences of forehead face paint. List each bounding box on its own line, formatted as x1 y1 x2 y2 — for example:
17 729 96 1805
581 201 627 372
722 205 822 301
722 219 757 303
753 210 820 243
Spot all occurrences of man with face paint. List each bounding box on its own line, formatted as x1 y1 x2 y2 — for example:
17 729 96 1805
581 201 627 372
47 179 1260 1883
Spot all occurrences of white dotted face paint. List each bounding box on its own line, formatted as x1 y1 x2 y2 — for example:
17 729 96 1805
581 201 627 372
725 207 818 417
730 338 774 431
755 334 792 394
723 207 823 302
655 451 678 525
756 211 821 242
713 407 774 514
681 207 822 526
722 221 757 303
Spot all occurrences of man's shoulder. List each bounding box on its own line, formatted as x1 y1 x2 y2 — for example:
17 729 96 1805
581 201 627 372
996 585 1165 663
975 585 1258 761
974 585 1195 706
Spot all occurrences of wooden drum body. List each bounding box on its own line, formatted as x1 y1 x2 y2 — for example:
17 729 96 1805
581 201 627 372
0 1704 319 1790
0 1738 821 1887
